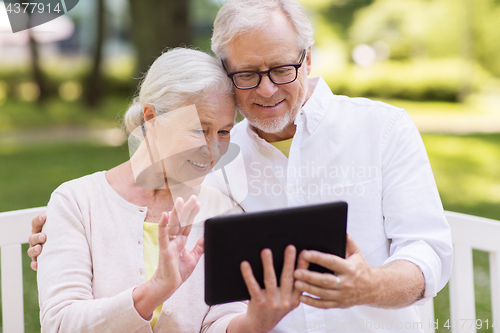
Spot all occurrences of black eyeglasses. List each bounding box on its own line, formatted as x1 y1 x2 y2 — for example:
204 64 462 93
222 49 306 90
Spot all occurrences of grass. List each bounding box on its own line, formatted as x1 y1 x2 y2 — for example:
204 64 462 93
376 98 492 116
0 114 499 331
0 96 130 132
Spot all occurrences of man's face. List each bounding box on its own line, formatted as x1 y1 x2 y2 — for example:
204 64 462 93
224 12 311 141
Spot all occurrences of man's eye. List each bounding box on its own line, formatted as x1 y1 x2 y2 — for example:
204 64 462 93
236 73 256 81
274 67 293 75
218 130 230 135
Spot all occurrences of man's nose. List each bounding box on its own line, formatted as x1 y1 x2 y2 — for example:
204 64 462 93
256 75 279 98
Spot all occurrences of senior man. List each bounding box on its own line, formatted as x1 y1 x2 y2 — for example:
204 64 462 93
29 0 452 332
210 0 452 332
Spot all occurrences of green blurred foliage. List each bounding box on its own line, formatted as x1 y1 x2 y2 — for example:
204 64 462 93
0 60 136 103
2 0 500 104
346 0 500 75
301 0 500 100
324 58 490 101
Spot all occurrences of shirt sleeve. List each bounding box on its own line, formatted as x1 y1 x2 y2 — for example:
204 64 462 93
37 190 152 333
380 110 453 303
201 302 248 333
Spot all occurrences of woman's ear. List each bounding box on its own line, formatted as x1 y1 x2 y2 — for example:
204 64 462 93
143 103 157 123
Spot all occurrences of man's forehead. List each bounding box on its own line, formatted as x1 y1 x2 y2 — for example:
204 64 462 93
224 11 299 67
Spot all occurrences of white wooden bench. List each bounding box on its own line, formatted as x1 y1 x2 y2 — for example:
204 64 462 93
0 207 46 333
0 208 499 333
418 211 500 333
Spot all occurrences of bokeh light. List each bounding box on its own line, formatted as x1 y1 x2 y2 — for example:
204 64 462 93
0 80 8 106
59 81 82 101
17 82 40 102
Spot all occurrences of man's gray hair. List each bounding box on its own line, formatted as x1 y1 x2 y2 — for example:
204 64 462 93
124 48 233 134
211 0 315 61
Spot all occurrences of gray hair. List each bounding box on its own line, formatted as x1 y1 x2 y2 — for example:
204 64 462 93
211 0 315 60
124 48 233 133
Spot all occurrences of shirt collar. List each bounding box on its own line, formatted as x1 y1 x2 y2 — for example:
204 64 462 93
243 119 270 149
299 76 332 134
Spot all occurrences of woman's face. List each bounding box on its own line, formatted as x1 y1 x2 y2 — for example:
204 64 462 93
151 93 236 187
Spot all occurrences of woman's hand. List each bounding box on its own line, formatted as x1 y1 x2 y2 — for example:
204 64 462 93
152 195 203 291
133 195 203 320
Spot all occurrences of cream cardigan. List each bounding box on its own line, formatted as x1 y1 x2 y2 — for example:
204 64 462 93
38 171 247 333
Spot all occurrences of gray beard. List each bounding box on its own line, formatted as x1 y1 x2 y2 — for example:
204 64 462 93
240 105 295 134
237 92 307 135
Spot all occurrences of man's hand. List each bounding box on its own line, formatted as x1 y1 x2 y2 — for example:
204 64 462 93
28 214 47 271
293 233 425 309
227 245 303 333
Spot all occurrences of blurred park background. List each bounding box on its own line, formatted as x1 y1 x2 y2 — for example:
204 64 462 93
0 0 499 332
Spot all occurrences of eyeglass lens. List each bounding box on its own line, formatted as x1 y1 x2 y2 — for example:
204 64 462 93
233 66 298 88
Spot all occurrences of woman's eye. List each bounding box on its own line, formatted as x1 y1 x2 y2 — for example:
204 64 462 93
192 129 204 135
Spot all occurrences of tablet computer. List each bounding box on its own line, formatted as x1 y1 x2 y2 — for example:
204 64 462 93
204 201 348 305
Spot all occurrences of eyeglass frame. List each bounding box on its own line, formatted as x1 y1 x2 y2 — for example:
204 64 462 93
222 49 307 90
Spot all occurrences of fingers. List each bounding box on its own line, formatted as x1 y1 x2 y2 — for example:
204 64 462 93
30 261 38 271
177 195 200 227
170 196 200 236
189 236 204 261
345 233 360 258
28 232 46 248
27 244 43 271
240 260 262 300
31 214 46 234
185 197 200 226
296 250 310 270
280 245 296 290
27 244 42 260
181 224 192 237
281 245 302 307
168 198 183 236
296 250 344 274
261 249 278 292
158 212 171 250
299 294 338 309
294 271 340 295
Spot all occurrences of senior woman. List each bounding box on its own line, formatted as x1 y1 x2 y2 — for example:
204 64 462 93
36 48 300 333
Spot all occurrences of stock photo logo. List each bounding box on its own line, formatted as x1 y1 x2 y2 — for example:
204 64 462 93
3 0 78 33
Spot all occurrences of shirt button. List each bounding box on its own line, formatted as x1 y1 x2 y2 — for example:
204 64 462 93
290 189 295 195
164 309 171 315
138 240 142 245
139 208 145 213
140 269 144 275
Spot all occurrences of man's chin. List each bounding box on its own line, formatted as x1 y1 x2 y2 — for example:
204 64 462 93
249 115 293 134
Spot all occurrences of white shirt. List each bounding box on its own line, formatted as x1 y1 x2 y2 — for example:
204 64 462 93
222 77 453 332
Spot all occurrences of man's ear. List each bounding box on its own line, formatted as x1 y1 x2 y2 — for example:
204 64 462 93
143 103 157 123
305 46 312 76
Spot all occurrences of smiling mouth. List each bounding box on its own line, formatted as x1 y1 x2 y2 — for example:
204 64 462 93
256 100 284 107
188 160 209 168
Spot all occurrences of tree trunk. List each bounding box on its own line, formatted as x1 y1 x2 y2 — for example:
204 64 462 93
28 28 49 104
22 1 49 105
84 0 106 107
129 0 191 76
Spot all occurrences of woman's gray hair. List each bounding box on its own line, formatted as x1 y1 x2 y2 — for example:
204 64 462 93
124 47 233 134
211 0 315 61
